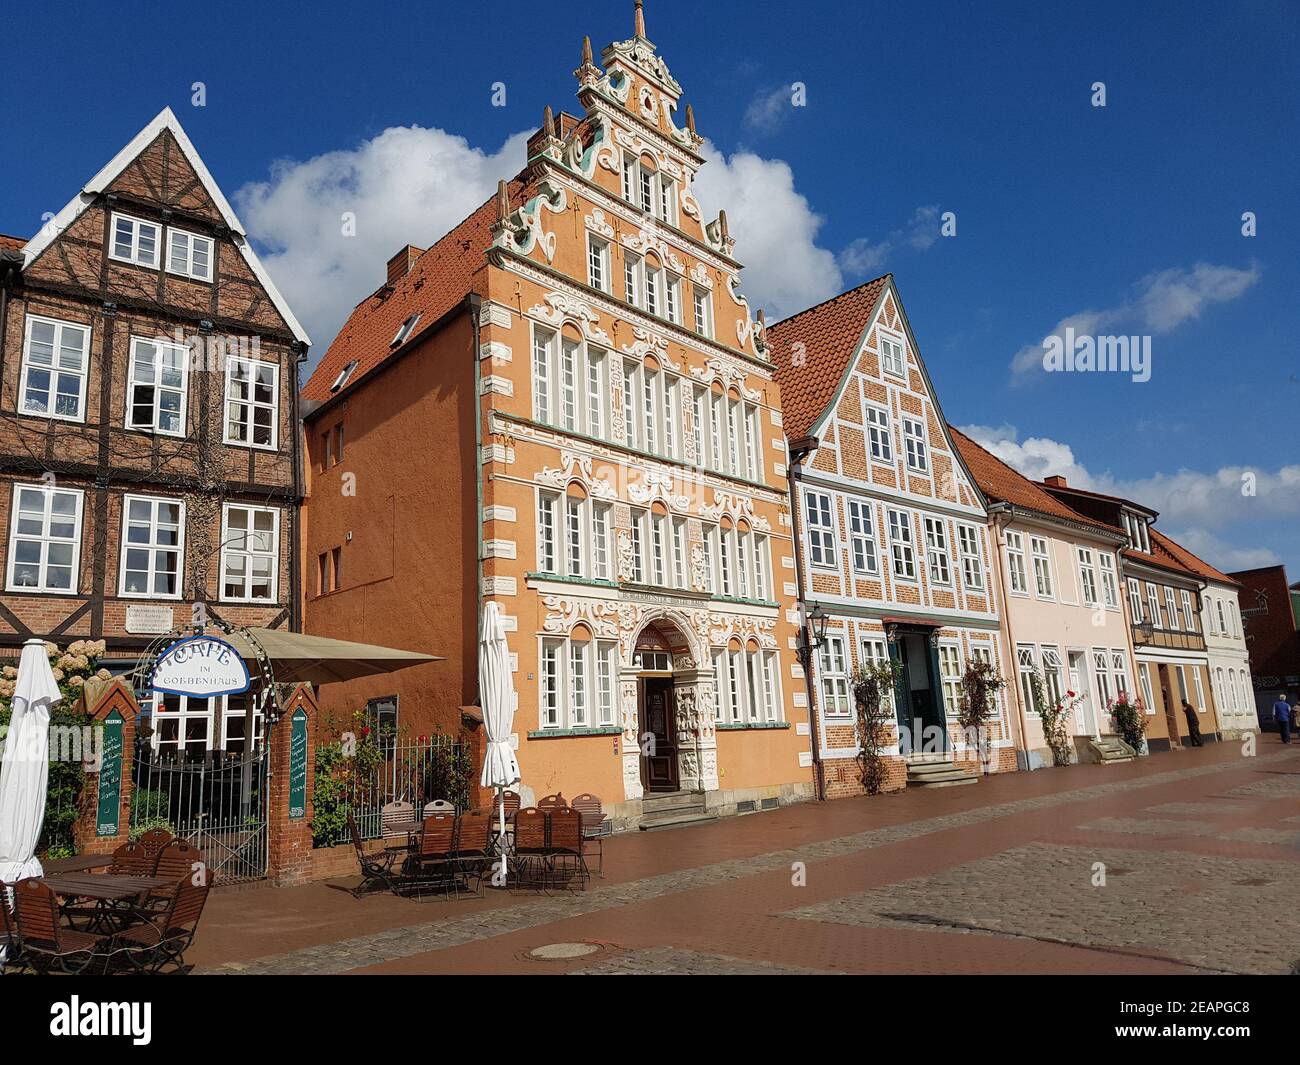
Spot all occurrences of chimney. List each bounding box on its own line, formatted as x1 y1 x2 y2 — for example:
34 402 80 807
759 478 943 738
386 244 424 286
1044 475 1068 488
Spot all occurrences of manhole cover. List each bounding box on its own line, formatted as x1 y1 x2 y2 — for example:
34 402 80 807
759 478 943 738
529 942 600 960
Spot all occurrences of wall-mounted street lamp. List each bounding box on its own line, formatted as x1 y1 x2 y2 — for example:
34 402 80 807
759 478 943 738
796 601 829 668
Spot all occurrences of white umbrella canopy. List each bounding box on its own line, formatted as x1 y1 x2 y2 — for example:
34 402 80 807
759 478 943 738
0 639 64 884
478 603 518 884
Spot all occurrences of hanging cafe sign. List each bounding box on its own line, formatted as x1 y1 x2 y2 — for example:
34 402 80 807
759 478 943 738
150 634 251 698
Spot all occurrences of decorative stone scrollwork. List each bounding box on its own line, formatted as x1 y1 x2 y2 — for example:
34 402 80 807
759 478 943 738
620 223 685 275
700 490 772 532
627 468 691 511
619 323 677 369
541 596 620 638
535 451 617 500
584 208 615 240
605 35 684 97
687 261 713 290
688 357 762 402
690 542 708 592
495 180 567 264
616 529 635 582
526 292 613 346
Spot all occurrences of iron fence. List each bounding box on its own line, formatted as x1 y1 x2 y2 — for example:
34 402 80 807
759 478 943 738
343 735 470 842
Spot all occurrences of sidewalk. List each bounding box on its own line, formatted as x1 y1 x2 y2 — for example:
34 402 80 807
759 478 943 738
195 740 1300 975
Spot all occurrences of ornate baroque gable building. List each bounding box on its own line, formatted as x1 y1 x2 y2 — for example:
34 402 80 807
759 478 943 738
769 276 1012 796
301 4 813 825
0 109 309 755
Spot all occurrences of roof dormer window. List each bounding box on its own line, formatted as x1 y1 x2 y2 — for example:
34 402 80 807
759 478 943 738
330 359 359 393
391 314 421 348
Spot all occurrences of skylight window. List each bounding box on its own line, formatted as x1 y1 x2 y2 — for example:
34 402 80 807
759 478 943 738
391 314 421 347
330 360 359 393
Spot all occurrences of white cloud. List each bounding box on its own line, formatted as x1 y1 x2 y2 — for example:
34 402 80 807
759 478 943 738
742 85 796 135
1009 262 1260 385
839 205 941 278
234 125 530 359
957 421 1299 571
692 140 842 320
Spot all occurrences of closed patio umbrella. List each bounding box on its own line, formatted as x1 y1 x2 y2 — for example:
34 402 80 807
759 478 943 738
478 603 518 884
0 639 63 965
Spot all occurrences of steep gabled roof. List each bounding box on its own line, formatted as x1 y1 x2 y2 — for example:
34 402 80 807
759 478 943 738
1150 529 1239 587
947 426 1121 536
18 107 310 346
300 176 530 406
766 274 890 439
0 234 25 253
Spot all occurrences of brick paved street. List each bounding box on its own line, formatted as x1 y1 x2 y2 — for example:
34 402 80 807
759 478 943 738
192 741 1300 975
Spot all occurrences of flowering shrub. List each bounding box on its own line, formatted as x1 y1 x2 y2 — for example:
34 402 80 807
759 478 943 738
853 661 901 794
1028 670 1080 767
957 657 1006 772
0 640 112 857
1110 692 1147 753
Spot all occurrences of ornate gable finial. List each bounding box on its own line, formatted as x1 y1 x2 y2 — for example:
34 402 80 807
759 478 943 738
719 209 730 243
495 179 510 227
686 103 696 135
634 0 646 38
543 105 556 139
575 34 602 87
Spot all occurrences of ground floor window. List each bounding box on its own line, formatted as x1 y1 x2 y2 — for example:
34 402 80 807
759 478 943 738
539 636 618 729
1016 645 1038 714
716 646 781 723
818 635 851 718
938 643 962 716
145 691 263 758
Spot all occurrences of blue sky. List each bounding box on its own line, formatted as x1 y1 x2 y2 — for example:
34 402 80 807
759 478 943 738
2 0 1296 574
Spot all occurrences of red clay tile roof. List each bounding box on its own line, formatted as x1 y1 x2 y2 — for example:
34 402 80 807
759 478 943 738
947 426 1120 535
0 234 26 253
1149 529 1239 586
1123 534 1201 579
301 176 530 406
767 274 890 439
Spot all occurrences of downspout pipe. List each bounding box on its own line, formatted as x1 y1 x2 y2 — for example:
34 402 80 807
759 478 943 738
0 250 23 392
289 343 308 633
788 435 825 801
988 502 1034 770
468 294 484 694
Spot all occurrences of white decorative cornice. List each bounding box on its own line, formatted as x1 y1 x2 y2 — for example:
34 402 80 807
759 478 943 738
584 207 615 240
535 450 618 500
627 467 692 511
689 356 763 403
526 291 613 346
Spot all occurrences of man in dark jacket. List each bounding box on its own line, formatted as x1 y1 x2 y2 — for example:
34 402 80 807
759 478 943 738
1273 694 1294 743
1181 699 1203 747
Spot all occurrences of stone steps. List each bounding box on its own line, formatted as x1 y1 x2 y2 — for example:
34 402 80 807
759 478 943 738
1088 735 1136 765
639 791 718 831
905 758 978 788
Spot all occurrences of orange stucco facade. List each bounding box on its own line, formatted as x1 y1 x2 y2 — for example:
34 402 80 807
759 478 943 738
301 15 815 825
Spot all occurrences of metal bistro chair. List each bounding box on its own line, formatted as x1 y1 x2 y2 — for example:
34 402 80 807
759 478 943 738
347 812 404 898
547 806 590 891
571 793 609 877
12 879 115 975
412 815 458 898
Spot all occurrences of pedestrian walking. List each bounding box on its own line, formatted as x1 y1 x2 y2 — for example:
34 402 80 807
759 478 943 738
1181 699 1203 747
1272 693 1294 743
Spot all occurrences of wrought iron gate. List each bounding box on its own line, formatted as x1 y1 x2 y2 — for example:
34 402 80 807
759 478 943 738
131 743 269 884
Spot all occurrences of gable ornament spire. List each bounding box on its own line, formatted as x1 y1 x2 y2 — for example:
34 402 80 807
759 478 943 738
575 34 602 87
634 0 646 38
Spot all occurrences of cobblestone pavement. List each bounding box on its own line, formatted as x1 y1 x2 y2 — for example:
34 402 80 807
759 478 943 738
785 844 1297 974
194 745 1300 975
568 946 833 975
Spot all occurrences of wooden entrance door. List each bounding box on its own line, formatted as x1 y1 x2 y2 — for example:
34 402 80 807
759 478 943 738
640 677 679 791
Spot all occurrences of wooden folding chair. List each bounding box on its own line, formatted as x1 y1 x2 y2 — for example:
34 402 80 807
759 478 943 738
412 815 457 897
546 806 589 890
510 807 548 890
12 879 114 975
110 876 213 974
451 809 493 895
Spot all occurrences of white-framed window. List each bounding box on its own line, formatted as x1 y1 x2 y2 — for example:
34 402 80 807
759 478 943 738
592 503 611 581
630 507 647 584
753 533 770 599
1005 531 1028 594
1207 596 1220 634
865 404 893 462
621 153 636 202
692 286 713 339
903 416 929 473
745 406 760 481
1031 536 1053 598
330 360 358 393
587 236 609 293
709 391 725 472
887 508 916 580
1228 601 1239 637
540 639 561 727
724 648 743 722
642 368 660 454
659 178 677 226
665 274 682 325
1093 648 1113 707
1182 589 1198 632
166 227 214 282
879 332 905 377
1139 663 1156 715
537 492 558 573
718 525 734 596
1111 650 1131 699
938 643 962 717
847 499 878 576
560 338 579 432
127 336 188 435
597 641 617 726
760 650 781 723
566 497 583 576
624 252 641 307
1165 587 1181 631
391 313 421 348
806 491 836 567
6 484 83 593
1016 645 1038 715
662 374 678 459
1099 553 1119 608
958 524 983 590
219 504 278 602
726 398 742 472
569 641 588 726
1041 646 1064 705
671 517 687 590
19 314 90 422
923 517 951 586
539 636 619 731
109 211 161 268
587 348 606 438
1147 583 1162 627
224 357 278 449
701 522 717 594
650 511 669 586
638 167 655 214
148 692 215 756
1077 548 1098 606
1128 577 1144 621
644 264 661 317
532 326 554 424
860 637 894 712
119 494 183 599
690 386 706 466
818 635 851 718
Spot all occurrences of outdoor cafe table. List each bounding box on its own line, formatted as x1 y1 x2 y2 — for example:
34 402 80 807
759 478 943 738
43 854 113 874
42 874 174 912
